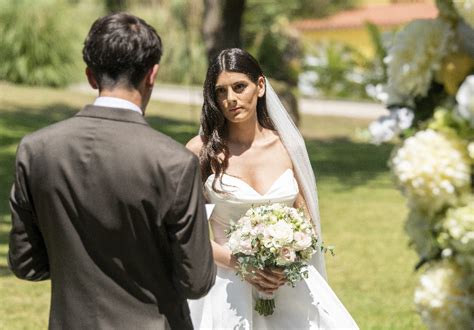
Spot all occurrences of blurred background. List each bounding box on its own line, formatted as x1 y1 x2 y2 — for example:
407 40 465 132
0 0 439 329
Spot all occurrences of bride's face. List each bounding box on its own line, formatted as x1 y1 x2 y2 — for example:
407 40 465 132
214 71 265 123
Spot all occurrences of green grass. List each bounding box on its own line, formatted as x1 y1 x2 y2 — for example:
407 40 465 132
0 81 424 329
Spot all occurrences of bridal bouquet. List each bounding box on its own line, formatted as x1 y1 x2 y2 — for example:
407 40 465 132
226 203 329 316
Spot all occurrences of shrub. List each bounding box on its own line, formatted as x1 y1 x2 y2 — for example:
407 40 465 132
0 0 78 87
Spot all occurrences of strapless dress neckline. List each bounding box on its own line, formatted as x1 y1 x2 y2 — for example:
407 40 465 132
205 168 298 200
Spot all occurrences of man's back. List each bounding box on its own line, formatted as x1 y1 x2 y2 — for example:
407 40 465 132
9 105 215 329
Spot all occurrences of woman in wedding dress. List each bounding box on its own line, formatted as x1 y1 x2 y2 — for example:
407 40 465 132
186 48 358 329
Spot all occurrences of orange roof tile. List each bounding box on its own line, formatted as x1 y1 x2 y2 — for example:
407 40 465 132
293 3 438 31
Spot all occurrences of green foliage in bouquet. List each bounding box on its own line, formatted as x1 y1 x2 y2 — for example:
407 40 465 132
0 0 78 87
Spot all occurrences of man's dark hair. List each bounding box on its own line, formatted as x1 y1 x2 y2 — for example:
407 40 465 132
83 13 162 90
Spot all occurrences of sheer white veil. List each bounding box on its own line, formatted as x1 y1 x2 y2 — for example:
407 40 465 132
265 79 327 280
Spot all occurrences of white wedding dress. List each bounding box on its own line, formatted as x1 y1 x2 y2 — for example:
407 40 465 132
189 169 359 329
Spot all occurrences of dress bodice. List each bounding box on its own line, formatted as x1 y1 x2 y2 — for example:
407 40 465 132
205 169 299 245
191 169 359 330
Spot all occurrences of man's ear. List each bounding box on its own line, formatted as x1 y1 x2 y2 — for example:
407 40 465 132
85 67 98 90
257 76 266 97
146 64 160 87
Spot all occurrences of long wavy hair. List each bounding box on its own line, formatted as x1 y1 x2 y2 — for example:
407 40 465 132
200 48 275 192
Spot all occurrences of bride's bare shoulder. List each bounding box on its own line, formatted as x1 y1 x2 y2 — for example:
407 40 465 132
186 135 205 156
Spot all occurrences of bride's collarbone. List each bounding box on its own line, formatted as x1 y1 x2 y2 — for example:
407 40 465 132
227 133 280 153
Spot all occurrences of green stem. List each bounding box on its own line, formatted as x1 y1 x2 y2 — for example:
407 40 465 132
255 298 276 316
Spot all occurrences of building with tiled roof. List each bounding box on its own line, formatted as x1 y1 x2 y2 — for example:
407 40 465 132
293 1 438 56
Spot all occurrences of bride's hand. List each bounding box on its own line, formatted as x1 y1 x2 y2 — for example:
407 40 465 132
244 266 286 295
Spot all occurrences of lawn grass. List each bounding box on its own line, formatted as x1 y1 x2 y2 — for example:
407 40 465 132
0 81 424 329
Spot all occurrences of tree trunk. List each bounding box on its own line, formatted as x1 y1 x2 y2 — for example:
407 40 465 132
202 0 246 63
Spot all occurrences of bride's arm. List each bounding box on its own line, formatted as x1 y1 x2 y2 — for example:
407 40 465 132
210 240 237 269
185 137 237 270
293 181 318 237
186 135 204 157
294 192 311 221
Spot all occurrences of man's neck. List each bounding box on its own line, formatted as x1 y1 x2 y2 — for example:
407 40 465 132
99 88 143 111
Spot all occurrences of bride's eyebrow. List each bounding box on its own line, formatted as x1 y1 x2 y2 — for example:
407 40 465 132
215 81 248 89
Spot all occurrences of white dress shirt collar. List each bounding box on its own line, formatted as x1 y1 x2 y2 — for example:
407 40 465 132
93 96 142 114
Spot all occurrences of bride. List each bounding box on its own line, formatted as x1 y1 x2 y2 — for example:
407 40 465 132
186 48 358 329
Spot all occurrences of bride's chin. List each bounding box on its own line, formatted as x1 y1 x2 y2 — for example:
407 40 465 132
226 112 257 125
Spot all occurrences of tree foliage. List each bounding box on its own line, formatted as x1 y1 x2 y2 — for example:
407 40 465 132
131 0 207 85
104 0 127 12
0 0 78 87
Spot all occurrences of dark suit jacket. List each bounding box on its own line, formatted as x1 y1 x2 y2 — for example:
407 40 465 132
8 105 216 329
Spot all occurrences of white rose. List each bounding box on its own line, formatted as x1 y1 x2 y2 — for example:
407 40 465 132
252 223 265 236
270 203 284 211
293 232 312 251
240 217 253 235
262 238 274 249
227 231 241 252
239 238 255 255
268 220 294 244
289 208 301 220
271 238 282 249
269 215 278 223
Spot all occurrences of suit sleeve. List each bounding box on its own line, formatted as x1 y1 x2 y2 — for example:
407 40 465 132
164 155 216 299
8 140 50 281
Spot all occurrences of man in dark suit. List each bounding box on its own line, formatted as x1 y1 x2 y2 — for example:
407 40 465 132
8 13 215 329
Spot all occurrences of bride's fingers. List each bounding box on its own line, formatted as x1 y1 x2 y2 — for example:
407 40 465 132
252 283 275 295
257 270 282 285
269 267 285 276
244 272 277 290
255 277 280 290
268 268 286 281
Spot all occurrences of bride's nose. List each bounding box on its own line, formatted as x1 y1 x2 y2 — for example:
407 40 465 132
226 87 238 105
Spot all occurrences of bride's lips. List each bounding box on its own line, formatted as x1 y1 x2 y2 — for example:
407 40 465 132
229 106 242 112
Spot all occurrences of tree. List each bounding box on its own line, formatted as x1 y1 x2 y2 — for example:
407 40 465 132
104 0 127 12
202 0 246 63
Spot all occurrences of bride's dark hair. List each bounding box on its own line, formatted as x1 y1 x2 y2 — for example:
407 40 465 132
200 48 274 191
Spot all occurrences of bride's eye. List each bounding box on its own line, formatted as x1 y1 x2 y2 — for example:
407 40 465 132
233 83 246 93
215 87 226 96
